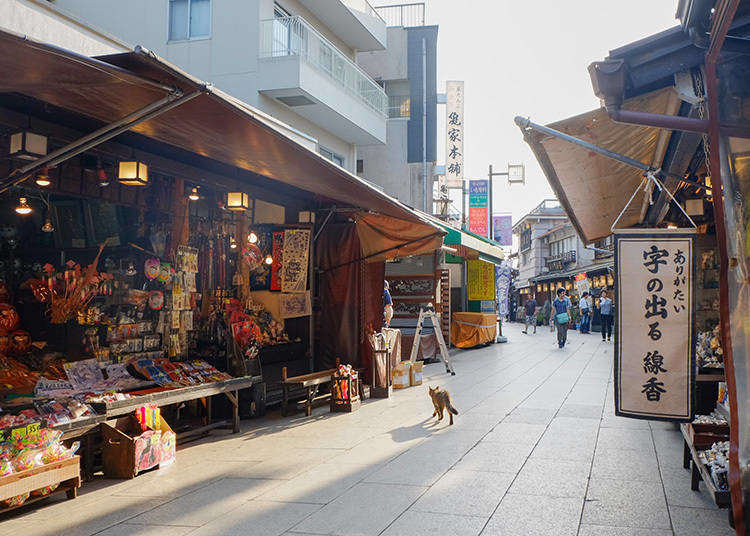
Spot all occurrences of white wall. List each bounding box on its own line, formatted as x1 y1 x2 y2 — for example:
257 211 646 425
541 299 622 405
53 0 359 171
1 0 127 56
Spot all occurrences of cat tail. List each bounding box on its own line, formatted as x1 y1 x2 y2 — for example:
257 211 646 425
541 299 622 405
447 403 458 415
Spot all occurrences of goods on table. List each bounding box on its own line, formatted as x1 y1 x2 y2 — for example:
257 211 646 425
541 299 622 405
696 326 723 369
129 358 231 387
0 427 78 506
693 411 728 426
698 441 730 491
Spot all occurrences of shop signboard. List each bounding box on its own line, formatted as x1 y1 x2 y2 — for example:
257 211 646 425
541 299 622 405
495 262 512 316
468 180 488 236
445 81 464 189
467 259 494 301
574 272 590 295
614 229 695 421
492 215 513 246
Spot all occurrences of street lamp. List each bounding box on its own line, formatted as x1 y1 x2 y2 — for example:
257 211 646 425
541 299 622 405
487 163 525 240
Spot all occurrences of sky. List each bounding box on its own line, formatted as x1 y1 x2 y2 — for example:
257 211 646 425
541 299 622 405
373 0 680 225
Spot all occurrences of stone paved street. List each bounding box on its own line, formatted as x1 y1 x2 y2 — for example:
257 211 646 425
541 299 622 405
0 323 733 536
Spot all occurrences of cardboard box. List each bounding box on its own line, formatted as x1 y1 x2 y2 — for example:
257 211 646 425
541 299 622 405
410 361 423 386
392 361 411 389
102 415 163 479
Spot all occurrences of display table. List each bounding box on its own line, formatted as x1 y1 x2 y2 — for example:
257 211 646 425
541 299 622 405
451 312 497 348
97 376 259 438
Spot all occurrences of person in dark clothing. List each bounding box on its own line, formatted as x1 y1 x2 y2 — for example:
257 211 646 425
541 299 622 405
552 287 570 348
599 289 613 341
522 298 538 334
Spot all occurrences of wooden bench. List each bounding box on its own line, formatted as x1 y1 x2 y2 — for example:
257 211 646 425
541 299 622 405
280 366 335 417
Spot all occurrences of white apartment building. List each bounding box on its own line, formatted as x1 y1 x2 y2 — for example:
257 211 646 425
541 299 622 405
49 0 389 173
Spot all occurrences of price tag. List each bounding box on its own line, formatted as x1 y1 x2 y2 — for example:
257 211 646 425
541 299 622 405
26 422 41 435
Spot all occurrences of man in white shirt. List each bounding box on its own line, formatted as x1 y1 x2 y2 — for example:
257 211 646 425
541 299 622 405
579 291 591 333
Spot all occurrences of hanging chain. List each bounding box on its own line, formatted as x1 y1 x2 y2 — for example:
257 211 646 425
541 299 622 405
693 68 712 171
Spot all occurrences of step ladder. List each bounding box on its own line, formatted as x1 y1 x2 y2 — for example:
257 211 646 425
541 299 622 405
409 305 455 375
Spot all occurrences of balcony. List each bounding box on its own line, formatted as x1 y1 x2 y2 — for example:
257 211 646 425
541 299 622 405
259 16 387 145
298 0 387 51
546 250 577 272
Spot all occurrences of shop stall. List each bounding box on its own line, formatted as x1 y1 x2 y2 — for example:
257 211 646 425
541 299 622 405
0 28 444 509
516 2 750 529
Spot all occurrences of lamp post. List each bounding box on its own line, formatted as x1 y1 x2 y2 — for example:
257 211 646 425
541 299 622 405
487 163 525 240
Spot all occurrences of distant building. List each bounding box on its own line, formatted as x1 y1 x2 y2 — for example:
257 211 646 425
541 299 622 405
356 3 437 211
513 199 613 308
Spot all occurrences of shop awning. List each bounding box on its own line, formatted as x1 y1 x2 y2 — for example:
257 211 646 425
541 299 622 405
422 216 505 264
0 29 442 248
531 260 614 283
521 87 679 244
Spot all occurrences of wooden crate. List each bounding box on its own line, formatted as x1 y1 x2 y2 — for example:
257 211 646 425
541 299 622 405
687 423 730 450
0 456 80 513
330 371 360 413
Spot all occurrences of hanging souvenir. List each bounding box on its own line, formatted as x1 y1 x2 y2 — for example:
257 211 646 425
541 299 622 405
0 332 11 355
0 305 20 332
148 290 164 310
9 331 31 356
158 262 173 284
144 258 160 280
241 244 263 269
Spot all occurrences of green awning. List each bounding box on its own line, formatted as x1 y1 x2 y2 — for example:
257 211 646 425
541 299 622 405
423 215 505 264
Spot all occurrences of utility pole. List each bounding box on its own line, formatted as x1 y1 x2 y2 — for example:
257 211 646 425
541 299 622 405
422 37 428 214
487 163 526 239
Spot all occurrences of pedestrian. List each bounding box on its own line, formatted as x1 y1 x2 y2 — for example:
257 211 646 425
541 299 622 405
522 296 538 334
384 280 393 328
579 291 591 334
552 287 570 348
599 289 613 342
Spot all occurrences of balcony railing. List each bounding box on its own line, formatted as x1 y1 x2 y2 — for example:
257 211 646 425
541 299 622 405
260 16 388 117
344 0 386 24
375 2 425 27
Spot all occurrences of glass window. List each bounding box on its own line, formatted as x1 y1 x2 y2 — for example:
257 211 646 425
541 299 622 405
319 146 345 168
169 0 210 41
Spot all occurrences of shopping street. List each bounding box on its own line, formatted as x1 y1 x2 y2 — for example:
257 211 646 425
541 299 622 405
0 323 730 536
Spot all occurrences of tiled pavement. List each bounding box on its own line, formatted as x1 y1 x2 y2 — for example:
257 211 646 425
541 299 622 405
0 324 733 535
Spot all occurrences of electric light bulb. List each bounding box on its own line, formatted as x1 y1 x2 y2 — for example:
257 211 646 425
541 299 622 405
248 231 258 244
264 254 273 265
188 187 200 201
15 197 32 215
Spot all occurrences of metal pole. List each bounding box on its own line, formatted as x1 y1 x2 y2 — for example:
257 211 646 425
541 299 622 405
0 90 204 192
422 37 428 214
487 164 493 239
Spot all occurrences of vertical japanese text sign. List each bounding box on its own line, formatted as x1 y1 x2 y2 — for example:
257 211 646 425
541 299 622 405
468 180 488 236
614 229 695 421
445 81 464 189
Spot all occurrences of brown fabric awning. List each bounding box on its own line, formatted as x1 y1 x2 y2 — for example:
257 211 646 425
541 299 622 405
522 87 679 244
355 212 444 263
0 29 442 237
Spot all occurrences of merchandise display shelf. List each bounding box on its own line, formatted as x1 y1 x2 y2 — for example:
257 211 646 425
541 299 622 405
680 423 731 508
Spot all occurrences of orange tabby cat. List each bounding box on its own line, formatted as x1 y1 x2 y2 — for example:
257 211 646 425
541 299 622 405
428 385 459 425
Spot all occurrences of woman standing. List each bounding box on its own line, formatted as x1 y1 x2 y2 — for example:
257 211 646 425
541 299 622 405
552 287 570 349
599 289 613 342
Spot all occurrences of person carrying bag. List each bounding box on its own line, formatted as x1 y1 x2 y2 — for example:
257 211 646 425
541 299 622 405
553 287 570 349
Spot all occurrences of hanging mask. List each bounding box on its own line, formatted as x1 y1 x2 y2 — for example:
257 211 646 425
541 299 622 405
148 290 164 310
158 262 173 283
241 245 263 269
144 258 160 280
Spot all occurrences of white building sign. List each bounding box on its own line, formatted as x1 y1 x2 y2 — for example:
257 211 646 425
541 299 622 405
614 229 695 422
445 81 464 189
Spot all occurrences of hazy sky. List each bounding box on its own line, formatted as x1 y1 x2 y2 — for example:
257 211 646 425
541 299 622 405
373 1 680 223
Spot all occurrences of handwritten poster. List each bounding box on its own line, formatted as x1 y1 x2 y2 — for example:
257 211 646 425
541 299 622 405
467 260 495 301
445 81 464 189
281 229 310 293
614 229 695 421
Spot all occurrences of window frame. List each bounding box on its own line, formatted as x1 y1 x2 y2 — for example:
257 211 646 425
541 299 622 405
319 146 345 168
168 0 212 43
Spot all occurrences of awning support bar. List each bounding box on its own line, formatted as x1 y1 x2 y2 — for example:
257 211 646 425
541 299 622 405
0 88 204 193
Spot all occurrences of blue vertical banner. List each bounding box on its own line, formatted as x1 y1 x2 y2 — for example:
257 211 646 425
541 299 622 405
495 262 512 317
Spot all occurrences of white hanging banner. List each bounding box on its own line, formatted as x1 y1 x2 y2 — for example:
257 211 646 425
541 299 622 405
614 229 695 422
445 81 464 189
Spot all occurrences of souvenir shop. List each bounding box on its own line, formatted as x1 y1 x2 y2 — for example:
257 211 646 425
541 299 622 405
517 1 750 530
0 30 443 512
